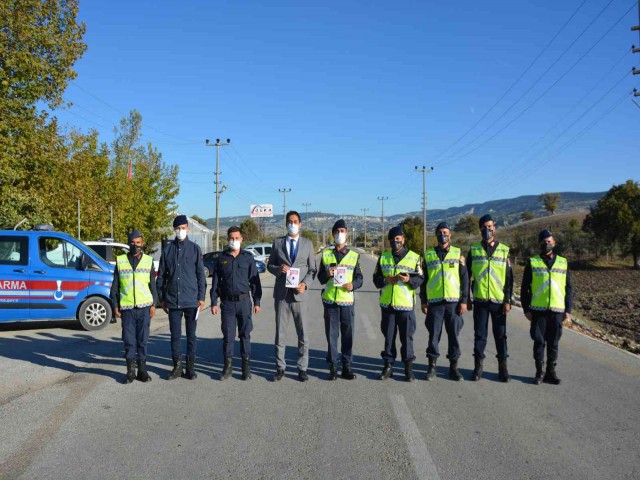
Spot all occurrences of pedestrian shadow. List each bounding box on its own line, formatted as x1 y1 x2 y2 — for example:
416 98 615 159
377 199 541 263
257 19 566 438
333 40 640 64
0 331 414 385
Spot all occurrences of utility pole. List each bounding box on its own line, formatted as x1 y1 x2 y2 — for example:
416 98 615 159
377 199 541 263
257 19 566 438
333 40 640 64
361 208 369 248
279 188 291 232
377 196 389 249
110 205 114 239
302 202 311 222
415 166 435 252
633 4 640 106
77 200 81 240
206 138 230 250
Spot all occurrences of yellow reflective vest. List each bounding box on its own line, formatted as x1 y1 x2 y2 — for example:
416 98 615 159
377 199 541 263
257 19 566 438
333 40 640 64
379 250 420 311
116 254 154 309
530 255 568 312
321 249 360 306
423 246 462 303
469 242 510 303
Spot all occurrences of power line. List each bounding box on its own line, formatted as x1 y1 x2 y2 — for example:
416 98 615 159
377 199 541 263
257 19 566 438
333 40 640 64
437 1 638 169
427 0 589 164
435 0 625 168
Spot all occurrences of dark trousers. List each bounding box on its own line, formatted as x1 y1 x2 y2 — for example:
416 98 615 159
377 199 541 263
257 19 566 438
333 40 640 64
221 297 253 359
168 307 198 359
426 302 463 361
121 307 150 361
380 307 416 364
530 311 563 363
473 302 508 359
323 303 355 365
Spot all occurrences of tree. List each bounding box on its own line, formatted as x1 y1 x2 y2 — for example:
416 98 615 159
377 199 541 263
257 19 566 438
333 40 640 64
400 216 425 253
521 211 535 222
0 0 86 228
540 193 560 215
454 215 479 235
583 180 640 269
239 218 261 243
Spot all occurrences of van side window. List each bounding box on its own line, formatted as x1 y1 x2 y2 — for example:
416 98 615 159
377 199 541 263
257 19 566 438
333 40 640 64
39 238 83 269
0 236 28 266
264 246 272 255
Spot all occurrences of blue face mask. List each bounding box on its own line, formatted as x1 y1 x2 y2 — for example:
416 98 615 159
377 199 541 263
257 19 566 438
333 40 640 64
391 241 403 251
481 228 494 241
437 234 449 244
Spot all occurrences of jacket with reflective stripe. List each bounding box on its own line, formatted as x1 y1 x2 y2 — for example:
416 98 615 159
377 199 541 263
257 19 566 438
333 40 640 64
321 249 359 306
423 246 461 303
470 242 509 303
379 250 420 311
530 255 568 312
117 254 154 309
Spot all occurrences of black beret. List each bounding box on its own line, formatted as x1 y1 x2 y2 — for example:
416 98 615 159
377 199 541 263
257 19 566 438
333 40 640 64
435 222 450 234
332 219 347 233
173 214 188 228
388 225 404 240
478 214 493 228
538 229 553 242
127 230 142 243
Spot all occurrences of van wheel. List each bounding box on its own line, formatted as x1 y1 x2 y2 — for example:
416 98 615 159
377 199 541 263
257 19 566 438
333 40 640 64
78 297 112 331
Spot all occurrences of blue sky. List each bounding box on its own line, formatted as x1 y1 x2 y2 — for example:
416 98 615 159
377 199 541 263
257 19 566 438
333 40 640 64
54 0 640 219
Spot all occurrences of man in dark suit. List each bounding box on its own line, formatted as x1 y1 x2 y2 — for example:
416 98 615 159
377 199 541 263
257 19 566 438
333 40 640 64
267 211 317 382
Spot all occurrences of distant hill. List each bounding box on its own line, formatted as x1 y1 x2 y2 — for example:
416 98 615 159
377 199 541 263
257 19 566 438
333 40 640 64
206 191 604 236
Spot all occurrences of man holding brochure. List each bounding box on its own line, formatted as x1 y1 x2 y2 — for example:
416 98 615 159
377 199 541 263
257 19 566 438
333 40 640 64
317 219 363 380
267 211 317 382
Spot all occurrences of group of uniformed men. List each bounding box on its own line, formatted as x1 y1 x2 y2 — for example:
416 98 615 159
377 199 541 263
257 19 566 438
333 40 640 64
111 212 572 386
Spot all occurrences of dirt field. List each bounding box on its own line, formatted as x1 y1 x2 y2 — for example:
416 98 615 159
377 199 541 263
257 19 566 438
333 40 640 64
513 264 640 353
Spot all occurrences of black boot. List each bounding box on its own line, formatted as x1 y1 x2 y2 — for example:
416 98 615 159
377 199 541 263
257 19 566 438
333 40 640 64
543 362 561 385
220 357 233 381
448 360 463 381
168 356 182 380
136 359 151 382
425 358 437 381
184 356 197 380
379 361 393 380
341 363 356 380
533 361 544 385
498 358 511 383
125 358 136 384
404 360 415 382
470 357 483 381
241 358 252 381
327 364 338 381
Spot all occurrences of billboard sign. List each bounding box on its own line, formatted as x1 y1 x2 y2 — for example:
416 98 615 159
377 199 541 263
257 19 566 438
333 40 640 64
250 204 274 218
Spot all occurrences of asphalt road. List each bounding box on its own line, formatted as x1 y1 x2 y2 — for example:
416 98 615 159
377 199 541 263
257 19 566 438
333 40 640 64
0 251 639 480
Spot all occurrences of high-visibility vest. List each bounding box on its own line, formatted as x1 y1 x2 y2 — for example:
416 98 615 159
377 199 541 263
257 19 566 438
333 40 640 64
117 254 154 309
379 250 420 311
469 242 510 303
423 246 462 304
321 249 360 306
529 255 568 313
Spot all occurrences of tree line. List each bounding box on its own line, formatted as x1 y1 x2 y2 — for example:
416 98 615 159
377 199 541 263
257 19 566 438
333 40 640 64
1 0 179 249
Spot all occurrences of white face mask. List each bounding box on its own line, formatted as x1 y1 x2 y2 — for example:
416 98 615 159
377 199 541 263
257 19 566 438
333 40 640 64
287 223 300 236
228 240 241 251
175 229 187 241
334 232 347 245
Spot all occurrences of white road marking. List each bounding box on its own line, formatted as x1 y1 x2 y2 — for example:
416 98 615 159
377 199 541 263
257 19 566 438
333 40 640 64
389 393 441 480
360 312 377 340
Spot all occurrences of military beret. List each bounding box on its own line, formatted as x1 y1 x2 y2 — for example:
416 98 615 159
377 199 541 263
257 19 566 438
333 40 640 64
478 214 493 228
332 219 347 233
435 222 450 234
127 229 142 243
173 214 188 228
538 229 553 242
388 225 404 240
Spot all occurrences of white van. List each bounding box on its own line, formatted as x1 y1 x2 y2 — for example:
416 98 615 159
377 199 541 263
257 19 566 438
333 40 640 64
244 243 272 264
